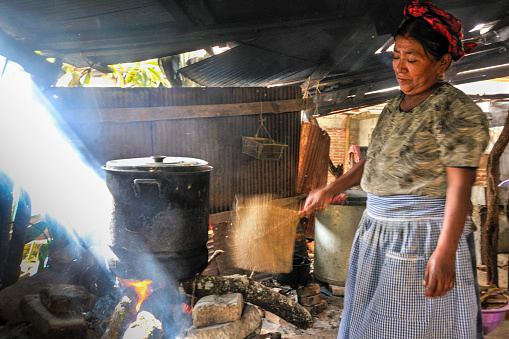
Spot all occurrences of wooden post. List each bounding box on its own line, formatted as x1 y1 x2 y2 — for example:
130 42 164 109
485 110 509 286
343 115 351 170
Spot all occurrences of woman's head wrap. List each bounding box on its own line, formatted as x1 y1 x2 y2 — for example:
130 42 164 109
403 0 477 60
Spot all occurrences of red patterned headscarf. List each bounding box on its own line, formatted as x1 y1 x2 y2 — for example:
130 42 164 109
404 0 477 61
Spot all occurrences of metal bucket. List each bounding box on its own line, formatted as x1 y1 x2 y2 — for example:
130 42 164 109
103 156 212 281
314 190 366 286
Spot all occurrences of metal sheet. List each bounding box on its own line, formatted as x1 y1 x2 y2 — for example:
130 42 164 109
51 86 302 213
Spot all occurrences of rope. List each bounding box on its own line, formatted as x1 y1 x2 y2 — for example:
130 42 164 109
255 101 273 139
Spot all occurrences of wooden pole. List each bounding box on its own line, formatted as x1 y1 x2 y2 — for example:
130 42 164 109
485 110 509 285
343 115 351 170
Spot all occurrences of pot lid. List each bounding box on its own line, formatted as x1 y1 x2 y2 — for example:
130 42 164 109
103 156 211 172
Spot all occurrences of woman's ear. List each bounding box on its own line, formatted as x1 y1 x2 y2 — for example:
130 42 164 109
439 54 452 72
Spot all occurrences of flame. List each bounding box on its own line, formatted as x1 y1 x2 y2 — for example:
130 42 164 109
209 215 214 235
121 279 154 312
182 303 193 314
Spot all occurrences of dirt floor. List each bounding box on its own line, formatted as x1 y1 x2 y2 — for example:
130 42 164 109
259 254 509 339
0 255 507 338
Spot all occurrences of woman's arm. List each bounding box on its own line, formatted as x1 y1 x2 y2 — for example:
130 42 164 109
302 158 366 215
423 166 477 298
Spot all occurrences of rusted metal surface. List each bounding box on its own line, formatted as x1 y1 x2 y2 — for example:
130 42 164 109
46 86 302 213
295 123 330 238
296 123 330 194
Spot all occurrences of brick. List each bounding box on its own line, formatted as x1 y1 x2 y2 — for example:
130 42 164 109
303 299 328 316
40 284 95 314
20 295 87 339
264 311 288 325
298 294 322 306
192 293 243 327
187 304 260 339
256 332 282 339
297 283 320 298
329 285 346 296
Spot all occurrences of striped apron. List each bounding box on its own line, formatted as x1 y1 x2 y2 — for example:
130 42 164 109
337 194 483 339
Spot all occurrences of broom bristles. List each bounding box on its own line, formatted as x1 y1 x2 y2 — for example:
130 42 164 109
230 194 301 273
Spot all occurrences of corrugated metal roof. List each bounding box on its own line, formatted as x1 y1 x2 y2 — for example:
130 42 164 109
178 17 388 87
1 0 509 111
179 43 316 87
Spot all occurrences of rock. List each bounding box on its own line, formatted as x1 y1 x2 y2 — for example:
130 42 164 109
264 311 288 325
122 311 163 339
244 321 262 339
0 268 76 324
40 284 96 314
187 304 261 339
19 295 87 339
255 332 282 339
192 293 243 327
329 285 346 297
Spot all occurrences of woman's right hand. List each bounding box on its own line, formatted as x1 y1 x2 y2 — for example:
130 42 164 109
302 186 335 216
302 158 366 216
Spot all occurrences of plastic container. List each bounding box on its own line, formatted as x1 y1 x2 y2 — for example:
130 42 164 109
482 302 509 335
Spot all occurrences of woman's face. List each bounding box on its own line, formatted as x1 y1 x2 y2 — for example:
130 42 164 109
392 36 449 96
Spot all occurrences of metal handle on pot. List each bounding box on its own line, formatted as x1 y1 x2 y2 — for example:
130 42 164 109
132 179 165 198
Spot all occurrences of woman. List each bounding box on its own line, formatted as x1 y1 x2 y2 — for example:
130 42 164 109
304 1 490 338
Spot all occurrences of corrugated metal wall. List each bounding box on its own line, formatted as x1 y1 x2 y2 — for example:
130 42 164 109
46 87 302 213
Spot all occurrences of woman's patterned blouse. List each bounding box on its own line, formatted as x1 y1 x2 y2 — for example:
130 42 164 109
360 81 490 197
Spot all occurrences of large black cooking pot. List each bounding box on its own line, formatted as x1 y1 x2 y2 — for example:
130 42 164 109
103 156 212 281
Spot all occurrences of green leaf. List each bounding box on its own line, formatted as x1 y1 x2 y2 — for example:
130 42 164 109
118 74 125 88
68 72 81 87
148 67 162 82
83 71 91 85
141 73 149 87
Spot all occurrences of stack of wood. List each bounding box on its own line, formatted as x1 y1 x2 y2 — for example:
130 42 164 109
19 284 95 338
296 283 328 316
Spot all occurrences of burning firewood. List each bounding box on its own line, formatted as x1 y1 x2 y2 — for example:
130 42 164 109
101 295 135 339
182 274 313 329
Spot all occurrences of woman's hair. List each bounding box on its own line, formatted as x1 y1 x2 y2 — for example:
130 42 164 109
398 1 476 61
396 16 453 62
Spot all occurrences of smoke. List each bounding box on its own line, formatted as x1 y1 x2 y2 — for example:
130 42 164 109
0 60 111 250
0 59 193 336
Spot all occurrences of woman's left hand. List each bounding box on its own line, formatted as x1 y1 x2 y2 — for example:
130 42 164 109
423 248 456 298
423 167 477 298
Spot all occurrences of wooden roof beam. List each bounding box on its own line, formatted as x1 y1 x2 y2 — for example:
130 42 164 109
155 0 195 26
32 14 357 55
